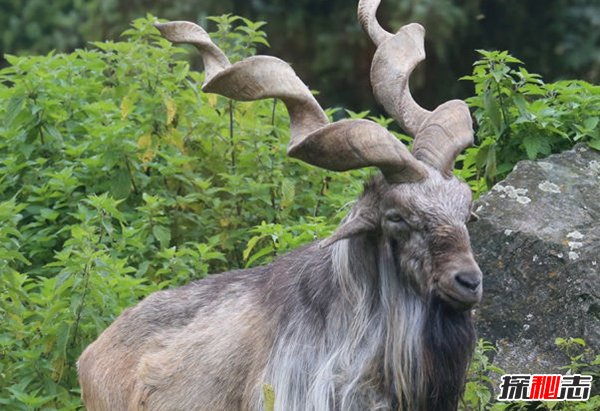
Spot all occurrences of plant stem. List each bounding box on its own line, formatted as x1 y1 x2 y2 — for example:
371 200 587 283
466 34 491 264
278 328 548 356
270 99 278 223
495 80 511 142
38 127 45 145
71 262 92 351
229 100 236 174
271 98 277 126
313 176 330 217
71 223 105 353
229 100 241 217
125 156 139 194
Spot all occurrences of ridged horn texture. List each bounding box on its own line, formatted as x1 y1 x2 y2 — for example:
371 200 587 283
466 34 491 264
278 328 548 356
358 0 474 177
155 21 427 184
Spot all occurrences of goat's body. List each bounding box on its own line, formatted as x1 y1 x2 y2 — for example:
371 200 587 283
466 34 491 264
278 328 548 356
79 233 474 411
80 2 483 409
79 263 275 410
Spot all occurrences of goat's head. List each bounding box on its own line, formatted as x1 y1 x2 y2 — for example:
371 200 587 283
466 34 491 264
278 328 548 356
155 0 482 312
329 169 481 312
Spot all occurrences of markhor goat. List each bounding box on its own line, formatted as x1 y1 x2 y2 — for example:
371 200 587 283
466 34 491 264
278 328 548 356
77 0 483 410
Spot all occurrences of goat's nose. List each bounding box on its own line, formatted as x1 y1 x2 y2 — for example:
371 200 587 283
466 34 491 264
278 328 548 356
454 271 481 292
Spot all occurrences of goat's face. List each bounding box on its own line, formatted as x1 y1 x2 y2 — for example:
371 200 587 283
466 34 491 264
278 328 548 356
380 168 482 311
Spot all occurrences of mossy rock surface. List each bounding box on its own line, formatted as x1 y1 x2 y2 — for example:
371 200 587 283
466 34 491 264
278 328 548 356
469 144 600 373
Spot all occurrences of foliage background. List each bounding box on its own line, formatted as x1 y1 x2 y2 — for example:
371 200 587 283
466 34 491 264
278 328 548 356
0 5 599 411
0 17 368 409
1 0 599 112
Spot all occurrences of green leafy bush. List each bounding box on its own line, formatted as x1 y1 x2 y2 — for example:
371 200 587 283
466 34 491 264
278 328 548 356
0 15 366 409
462 338 600 411
460 50 600 191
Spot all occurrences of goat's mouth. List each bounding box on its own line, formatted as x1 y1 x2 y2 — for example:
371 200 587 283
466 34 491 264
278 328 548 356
436 288 481 312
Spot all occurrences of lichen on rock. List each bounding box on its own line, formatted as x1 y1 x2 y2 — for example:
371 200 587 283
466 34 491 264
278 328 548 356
469 144 600 374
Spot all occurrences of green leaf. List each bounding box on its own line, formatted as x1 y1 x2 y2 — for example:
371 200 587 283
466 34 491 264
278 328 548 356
474 143 490 170
262 383 275 411
523 135 550 160
152 225 171 249
345 109 370 119
252 36 271 47
484 144 497 183
44 124 63 142
245 245 275 268
523 135 542 159
5 95 25 127
110 168 132 199
121 93 136 120
243 235 262 261
512 94 529 117
483 90 503 138
587 139 600 151
280 178 295 210
583 117 599 131
164 96 177 125
4 54 23 66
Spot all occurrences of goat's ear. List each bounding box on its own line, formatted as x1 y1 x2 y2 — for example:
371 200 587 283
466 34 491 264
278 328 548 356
320 207 379 248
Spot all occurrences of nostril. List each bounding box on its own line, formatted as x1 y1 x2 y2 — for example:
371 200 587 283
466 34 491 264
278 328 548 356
455 272 481 291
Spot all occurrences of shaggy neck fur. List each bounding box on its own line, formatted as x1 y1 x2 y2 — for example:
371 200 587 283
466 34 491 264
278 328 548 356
263 233 475 411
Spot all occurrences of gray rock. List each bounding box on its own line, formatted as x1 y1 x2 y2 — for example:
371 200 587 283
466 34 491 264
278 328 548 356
469 144 600 374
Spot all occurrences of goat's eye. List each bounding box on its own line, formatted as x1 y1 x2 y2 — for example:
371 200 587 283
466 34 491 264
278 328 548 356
386 212 406 224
